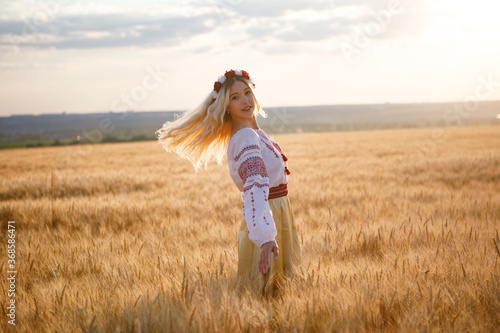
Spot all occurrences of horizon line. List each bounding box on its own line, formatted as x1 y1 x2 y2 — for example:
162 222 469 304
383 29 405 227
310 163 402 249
2 99 500 117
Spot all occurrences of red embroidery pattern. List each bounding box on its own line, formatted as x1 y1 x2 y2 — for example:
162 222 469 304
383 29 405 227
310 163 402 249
251 191 255 223
269 183 288 199
243 182 269 192
234 145 259 162
259 139 280 158
269 140 289 162
258 129 291 175
271 140 282 151
238 156 268 182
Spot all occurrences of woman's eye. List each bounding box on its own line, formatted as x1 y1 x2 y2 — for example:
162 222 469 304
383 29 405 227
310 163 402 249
232 96 238 100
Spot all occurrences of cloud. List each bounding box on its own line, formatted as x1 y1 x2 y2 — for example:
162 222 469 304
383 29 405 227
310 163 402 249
0 62 64 70
244 1 433 46
247 16 357 44
0 12 216 49
218 0 332 18
0 0 433 52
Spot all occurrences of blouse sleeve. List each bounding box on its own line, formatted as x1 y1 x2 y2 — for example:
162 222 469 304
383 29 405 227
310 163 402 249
231 129 277 248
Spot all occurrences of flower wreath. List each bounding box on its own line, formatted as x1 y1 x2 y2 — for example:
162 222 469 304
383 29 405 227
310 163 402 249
211 69 255 100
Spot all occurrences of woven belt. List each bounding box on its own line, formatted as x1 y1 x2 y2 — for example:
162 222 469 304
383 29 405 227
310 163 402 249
268 183 288 199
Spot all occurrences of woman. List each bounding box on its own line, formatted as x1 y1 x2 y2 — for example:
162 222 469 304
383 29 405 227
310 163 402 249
156 69 301 297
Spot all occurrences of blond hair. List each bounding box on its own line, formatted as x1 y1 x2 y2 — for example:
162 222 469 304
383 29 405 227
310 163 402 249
156 76 267 171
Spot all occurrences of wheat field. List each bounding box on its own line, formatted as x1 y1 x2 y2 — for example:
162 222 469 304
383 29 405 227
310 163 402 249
1 125 499 332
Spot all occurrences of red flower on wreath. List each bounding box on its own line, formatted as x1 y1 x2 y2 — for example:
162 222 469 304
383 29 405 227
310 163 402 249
211 69 255 100
213 81 222 92
225 70 236 78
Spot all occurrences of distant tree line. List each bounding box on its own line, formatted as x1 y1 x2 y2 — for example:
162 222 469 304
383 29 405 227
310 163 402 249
23 134 157 148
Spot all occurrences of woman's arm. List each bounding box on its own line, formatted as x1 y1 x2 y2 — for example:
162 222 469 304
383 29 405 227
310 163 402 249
231 129 277 249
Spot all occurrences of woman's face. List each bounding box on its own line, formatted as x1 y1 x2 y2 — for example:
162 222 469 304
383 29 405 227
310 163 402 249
226 80 256 122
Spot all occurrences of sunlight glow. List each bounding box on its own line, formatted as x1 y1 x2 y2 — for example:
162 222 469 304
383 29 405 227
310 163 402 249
434 0 500 33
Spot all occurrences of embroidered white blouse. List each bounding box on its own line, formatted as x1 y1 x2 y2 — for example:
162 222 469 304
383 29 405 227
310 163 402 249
227 127 290 248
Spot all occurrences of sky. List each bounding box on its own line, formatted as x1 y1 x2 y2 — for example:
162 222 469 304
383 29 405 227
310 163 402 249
0 0 499 116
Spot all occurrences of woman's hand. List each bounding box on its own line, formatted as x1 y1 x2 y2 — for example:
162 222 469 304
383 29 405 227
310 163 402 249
259 240 279 274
